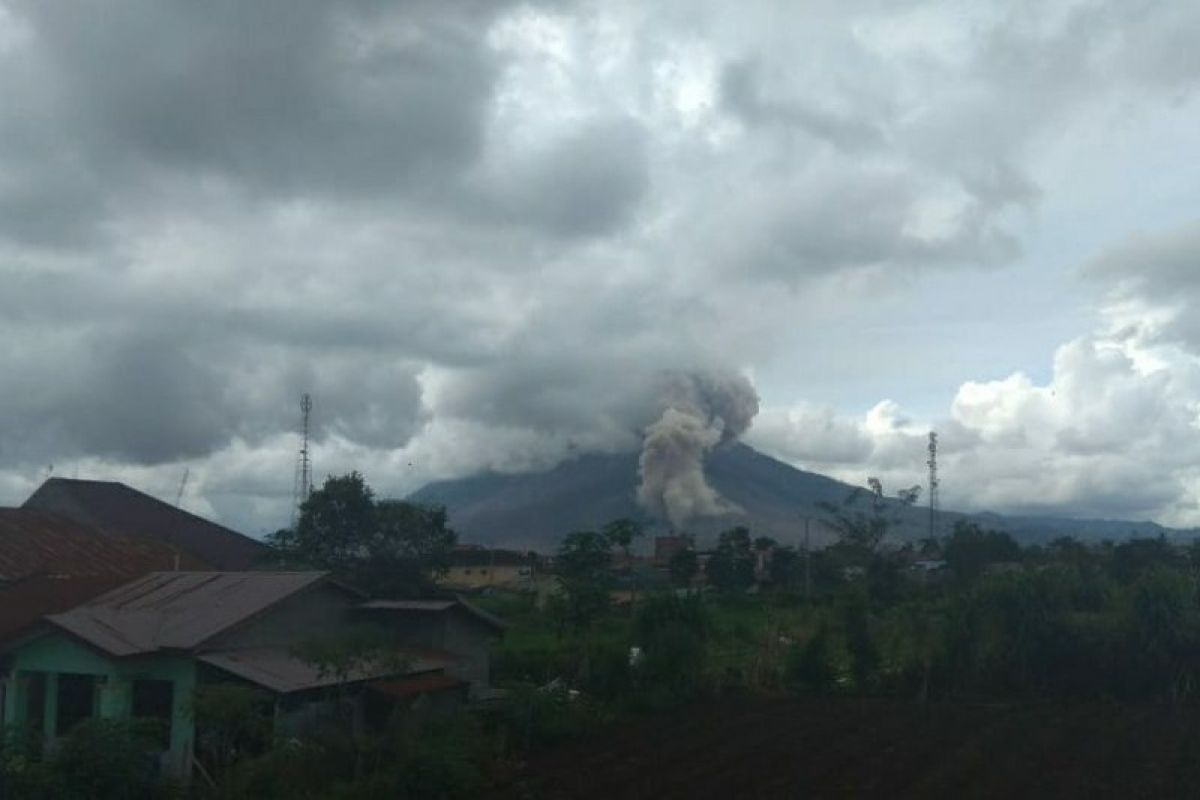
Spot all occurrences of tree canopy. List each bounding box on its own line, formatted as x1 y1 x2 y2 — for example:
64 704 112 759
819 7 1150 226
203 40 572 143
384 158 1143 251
267 471 456 597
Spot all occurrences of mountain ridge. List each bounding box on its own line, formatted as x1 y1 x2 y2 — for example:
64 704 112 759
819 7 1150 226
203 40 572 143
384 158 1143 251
407 443 1192 550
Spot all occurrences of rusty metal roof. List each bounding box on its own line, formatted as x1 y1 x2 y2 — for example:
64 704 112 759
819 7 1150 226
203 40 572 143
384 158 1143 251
0 508 204 581
357 597 508 631
198 646 456 694
369 672 469 699
46 571 328 657
23 478 266 570
0 574 129 647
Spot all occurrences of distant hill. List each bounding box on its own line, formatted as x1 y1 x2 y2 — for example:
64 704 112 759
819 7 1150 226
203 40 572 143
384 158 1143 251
408 443 1195 551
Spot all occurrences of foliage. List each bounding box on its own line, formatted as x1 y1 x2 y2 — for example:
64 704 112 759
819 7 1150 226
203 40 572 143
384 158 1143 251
705 526 755 592
267 472 456 596
817 478 920 565
784 625 839 693
942 520 1021 581
1 719 179 800
631 593 711 704
668 546 699 588
292 624 409 685
191 683 273 783
554 530 614 632
489 683 609 751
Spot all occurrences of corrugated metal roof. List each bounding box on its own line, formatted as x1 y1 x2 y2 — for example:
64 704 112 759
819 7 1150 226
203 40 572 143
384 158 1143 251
23 478 266 570
46 571 328 657
357 597 508 631
0 508 204 581
198 646 454 694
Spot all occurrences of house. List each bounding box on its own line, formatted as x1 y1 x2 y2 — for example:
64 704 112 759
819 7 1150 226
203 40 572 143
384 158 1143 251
0 508 209 646
439 546 538 591
356 598 507 699
1 571 504 778
23 478 267 570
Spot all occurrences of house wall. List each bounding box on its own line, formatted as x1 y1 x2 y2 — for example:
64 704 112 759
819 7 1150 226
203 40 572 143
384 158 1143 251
441 564 533 589
208 584 355 651
1 632 197 776
362 609 496 698
442 611 494 696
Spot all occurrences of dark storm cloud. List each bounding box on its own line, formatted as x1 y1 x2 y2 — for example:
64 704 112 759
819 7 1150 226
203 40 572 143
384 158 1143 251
2 0 1200 534
14 0 498 196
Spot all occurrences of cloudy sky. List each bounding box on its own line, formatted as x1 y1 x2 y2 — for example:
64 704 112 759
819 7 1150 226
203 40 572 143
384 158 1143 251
2 0 1200 535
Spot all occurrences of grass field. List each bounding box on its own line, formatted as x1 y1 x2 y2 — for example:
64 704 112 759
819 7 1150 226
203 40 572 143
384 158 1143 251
497 695 1200 799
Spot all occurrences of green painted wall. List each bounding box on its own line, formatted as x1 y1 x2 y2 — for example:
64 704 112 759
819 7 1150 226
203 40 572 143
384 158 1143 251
2 631 198 776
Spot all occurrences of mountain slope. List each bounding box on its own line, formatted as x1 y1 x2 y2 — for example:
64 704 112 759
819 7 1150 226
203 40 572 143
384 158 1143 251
410 443 1192 551
409 443 937 549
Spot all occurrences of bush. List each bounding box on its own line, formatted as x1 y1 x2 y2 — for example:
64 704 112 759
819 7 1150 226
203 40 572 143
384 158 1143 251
784 625 839 693
0 719 179 800
488 682 608 751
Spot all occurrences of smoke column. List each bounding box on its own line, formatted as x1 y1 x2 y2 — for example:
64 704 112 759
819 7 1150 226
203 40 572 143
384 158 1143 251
637 371 760 528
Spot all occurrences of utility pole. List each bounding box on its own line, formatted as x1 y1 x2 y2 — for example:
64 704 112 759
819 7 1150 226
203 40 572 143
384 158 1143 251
803 516 812 601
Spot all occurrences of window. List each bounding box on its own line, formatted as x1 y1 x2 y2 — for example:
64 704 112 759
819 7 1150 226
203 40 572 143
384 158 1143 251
132 679 174 748
55 674 96 736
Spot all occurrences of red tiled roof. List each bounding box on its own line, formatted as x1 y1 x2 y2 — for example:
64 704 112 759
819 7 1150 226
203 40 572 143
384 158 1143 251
23 478 266 570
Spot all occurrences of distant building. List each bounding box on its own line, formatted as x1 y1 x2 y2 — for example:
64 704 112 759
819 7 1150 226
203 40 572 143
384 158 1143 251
440 546 538 591
654 535 692 567
23 478 267 570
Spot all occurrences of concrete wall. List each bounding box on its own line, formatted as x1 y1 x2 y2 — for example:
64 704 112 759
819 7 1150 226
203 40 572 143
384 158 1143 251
2 632 197 776
442 611 493 696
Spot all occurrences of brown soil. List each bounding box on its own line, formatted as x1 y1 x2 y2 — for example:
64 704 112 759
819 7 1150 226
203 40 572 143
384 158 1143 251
495 696 1200 799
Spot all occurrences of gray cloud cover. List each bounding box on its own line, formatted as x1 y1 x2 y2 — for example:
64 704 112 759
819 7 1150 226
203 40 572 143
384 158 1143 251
1 0 1200 533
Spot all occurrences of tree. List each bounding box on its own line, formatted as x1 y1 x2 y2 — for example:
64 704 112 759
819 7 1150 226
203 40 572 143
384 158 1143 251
555 531 614 633
706 526 755 592
602 518 643 557
943 520 1021 581
669 547 699 589
818 478 920 566
603 518 644 601
768 546 801 590
267 472 457 596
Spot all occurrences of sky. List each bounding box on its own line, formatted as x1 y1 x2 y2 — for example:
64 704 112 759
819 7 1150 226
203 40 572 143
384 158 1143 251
2 0 1200 536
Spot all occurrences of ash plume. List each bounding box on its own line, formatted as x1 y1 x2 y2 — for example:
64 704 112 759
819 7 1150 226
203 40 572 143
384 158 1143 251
637 371 760 528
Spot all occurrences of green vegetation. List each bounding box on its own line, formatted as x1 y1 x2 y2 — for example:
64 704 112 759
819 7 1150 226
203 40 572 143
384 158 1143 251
266 472 457 596
12 490 1200 798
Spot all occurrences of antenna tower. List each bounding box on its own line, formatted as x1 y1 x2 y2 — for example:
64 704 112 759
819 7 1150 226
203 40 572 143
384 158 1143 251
291 394 313 527
175 467 190 507
927 431 939 540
